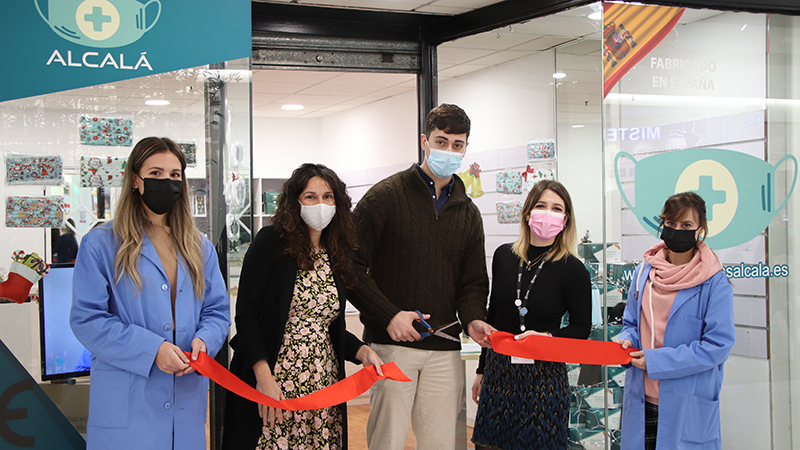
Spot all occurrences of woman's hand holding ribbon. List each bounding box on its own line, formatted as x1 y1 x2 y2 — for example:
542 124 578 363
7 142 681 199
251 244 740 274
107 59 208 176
356 345 384 376
253 360 285 428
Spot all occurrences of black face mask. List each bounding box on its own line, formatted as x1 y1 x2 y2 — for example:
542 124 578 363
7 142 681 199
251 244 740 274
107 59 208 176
660 226 698 253
139 177 183 215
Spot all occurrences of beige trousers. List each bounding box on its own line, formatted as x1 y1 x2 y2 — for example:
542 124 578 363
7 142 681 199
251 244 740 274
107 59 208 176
366 344 465 450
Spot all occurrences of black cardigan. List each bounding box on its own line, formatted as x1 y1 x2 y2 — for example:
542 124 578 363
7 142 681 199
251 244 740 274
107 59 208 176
222 226 365 450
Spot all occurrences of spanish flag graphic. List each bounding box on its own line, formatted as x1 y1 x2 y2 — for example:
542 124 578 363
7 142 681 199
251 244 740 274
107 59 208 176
603 2 684 97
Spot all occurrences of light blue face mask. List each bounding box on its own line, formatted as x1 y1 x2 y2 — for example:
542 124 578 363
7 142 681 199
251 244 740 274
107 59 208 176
427 147 464 179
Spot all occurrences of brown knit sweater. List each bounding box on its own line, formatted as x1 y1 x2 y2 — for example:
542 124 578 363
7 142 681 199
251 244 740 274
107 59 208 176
348 164 489 351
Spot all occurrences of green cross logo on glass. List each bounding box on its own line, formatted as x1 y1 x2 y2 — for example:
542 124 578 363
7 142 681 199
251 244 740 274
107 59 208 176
615 148 798 250
36 0 161 48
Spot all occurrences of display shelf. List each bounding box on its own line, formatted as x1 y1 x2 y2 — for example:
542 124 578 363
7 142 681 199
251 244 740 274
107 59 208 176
252 178 285 232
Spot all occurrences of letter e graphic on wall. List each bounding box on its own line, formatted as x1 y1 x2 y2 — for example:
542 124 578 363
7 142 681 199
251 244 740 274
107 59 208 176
0 339 85 449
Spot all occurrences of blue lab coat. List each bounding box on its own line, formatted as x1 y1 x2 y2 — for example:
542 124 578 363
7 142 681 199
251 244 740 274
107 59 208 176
70 225 230 450
618 262 734 450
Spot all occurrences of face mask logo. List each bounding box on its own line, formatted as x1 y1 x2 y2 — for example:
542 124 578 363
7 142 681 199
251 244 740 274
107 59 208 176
426 146 464 179
300 203 336 231
528 210 565 241
36 0 162 48
615 148 798 249
139 177 182 215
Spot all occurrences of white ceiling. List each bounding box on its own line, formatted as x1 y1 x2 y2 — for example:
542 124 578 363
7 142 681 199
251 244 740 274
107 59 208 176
252 3 606 119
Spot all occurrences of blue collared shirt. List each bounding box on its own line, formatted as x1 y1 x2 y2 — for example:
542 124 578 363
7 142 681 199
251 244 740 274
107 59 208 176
416 163 455 212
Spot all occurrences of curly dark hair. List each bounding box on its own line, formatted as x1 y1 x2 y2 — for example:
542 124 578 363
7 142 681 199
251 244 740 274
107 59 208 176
272 163 359 288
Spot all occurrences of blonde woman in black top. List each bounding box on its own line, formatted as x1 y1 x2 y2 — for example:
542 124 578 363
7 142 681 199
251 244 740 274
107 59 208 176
471 180 592 450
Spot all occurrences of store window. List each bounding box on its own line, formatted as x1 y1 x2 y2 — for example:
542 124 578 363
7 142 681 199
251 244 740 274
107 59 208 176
0 57 251 386
440 2 800 449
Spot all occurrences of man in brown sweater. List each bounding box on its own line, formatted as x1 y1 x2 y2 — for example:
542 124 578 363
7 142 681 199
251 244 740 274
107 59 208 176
348 104 494 450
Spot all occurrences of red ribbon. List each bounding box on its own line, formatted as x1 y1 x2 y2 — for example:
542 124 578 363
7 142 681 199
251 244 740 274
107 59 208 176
490 331 638 365
184 351 411 411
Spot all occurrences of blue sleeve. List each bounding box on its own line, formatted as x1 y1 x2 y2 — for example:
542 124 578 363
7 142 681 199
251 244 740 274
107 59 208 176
617 264 644 349
193 237 231 358
69 232 165 378
646 271 735 380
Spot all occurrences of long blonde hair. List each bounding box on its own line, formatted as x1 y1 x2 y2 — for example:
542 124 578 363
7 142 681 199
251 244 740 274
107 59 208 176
113 137 205 299
511 180 578 264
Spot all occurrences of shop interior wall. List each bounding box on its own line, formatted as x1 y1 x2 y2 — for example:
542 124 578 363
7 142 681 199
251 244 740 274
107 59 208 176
252 91 418 180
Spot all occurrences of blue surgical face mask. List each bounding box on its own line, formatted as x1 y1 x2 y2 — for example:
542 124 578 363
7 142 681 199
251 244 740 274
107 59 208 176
426 146 464 179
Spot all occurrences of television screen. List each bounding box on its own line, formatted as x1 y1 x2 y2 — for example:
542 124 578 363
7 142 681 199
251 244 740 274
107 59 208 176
39 263 90 381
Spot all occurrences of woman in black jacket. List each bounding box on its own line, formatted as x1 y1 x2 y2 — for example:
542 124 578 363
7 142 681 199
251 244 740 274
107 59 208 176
223 163 382 450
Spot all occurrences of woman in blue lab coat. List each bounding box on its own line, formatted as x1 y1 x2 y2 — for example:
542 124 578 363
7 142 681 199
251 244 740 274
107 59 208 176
70 137 231 450
617 192 735 450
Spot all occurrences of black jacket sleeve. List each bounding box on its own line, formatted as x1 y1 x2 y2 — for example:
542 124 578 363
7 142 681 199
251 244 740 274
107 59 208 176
234 226 277 369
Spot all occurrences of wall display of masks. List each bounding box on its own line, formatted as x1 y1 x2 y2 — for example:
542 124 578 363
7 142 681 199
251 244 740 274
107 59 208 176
80 156 128 188
4 155 63 185
495 201 522 224
5 196 64 228
177 140 198 167
495 170 524 195
527 139 556 161
522 163 557 191
79 116 133 146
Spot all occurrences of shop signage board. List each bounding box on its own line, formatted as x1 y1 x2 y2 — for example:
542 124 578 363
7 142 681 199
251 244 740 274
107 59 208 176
1 0 251 103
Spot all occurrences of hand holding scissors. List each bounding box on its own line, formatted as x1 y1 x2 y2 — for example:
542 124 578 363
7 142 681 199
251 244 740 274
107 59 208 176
412 310 461 342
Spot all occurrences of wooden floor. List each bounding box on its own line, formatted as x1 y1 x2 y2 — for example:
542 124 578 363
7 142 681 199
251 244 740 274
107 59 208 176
347 404 475 450
208 403 475 449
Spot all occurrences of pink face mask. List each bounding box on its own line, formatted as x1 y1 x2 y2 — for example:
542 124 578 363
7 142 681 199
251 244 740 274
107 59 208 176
528 210 565 241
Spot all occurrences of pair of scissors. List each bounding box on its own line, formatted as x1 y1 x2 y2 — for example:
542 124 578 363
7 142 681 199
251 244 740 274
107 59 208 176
412 310 461 342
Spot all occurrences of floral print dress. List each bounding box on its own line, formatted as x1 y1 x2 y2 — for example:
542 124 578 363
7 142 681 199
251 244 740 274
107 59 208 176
257 250 343 450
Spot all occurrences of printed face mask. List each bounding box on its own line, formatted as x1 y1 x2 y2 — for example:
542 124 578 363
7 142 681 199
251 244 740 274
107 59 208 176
426 147 464 179
300 202 336 231
139 177 182 215
528 210 565 241
660 226 698 253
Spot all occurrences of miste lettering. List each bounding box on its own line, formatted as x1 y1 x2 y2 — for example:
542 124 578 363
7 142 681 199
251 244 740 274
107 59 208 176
605 127 661 142
46 50 153 71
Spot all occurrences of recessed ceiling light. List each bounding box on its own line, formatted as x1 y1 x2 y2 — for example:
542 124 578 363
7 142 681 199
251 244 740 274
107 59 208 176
588 11 602 20
572 125 586 128
553 72 567 79
281 104 304 111
145 99 170 106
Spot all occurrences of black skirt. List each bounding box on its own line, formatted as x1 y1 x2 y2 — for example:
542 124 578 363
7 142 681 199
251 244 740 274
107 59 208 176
472 349 569 450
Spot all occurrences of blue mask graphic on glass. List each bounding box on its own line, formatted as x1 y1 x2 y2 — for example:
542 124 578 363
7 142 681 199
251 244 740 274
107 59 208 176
615 148 797 250
36 0 161 48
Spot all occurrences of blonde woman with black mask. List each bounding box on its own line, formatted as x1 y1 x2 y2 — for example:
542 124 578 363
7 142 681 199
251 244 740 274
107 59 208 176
70 137 231 450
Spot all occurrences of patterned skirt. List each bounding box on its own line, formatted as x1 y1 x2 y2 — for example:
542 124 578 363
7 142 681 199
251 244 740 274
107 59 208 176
472 350 569 450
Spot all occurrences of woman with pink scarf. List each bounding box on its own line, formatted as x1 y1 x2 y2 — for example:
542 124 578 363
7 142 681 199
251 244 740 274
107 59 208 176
617 192 734 450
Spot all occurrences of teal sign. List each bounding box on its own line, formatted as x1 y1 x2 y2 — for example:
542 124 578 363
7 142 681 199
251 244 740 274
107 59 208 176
1 0 251 103
0 339 85 449
615 148 798 249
